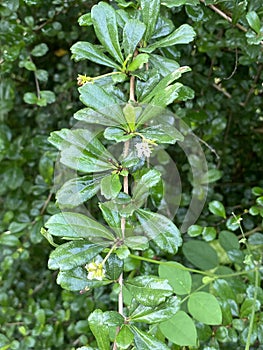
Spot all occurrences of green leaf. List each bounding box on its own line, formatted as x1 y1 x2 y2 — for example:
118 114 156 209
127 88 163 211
78 13 92 26
123 19 146 57
140 124 184 143
23 92 38 104
79 83 119 111
100 174 122 200
31 43 49 57
208 200 226 219
3 166 24 190
74 106 127 126
70 41 120 69
131 326 170 350
159 262 192 295
127 53 149 72
130 296 180 323
188 292 222 325
135 209 182 254
116 325 134 349
132 169 161 204
56 175 102 208
48 128 115 173
141 67 191 103
159 310 197 346
141 24 196 53
0 232 20 247
252 186 263 196
48 241 105 270
182 240 218 270
141 0 160 42
246 11 261 34
57 267 106 291
149 54 179 76
104 253 123 280
187 225 203 237
45 212 115 241
201 169 222 184
88 310 110 350
125 275 173 306
124 236 149 250
91 2 123 64
38 90 56 106
219 231 240 251
99 202 122 237
104 127 132 142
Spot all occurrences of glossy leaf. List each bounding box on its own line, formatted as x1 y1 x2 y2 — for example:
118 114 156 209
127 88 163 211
31 43 48 57
79 83 119 111
141 24 196 53
100 173 122 200
159 262 192 295
188 292 222 325
132 169 161 204
99 202 122 237
91 2 123 64
219 230 240 251
159 310 197 346
45 212 115 241
70 41 120 69
127 53 149 72
105 253 123 280
125 275 173 306
74 106 127 126
123 19 146 57
56 175 102 208
131 326 170 350
141 0 160 43
130 296 180 323
182 240 218 270
88 309 110 350
104 127 132 142
246 11 261 34
124 236 149 250
149 54 179 75
208 200 226 219
140 124 184 143
135 209 182 254
116 325 134 349
161 0 199 7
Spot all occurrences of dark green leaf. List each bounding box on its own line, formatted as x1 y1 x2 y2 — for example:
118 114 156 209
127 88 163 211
131 326 170 350
79 83 119 111
159 310 197 346
88 310 110 350
159 262 192 295
100 173 122 200
246 11 261 34
48 241 105 270
141 24 196 53
149 54 179 76
123 19 146 57
31 43 49 57
140 124 184 143
70 41 120 69
3 166 24 190
91 2 123 64
141 0 160 42
130 296 180 323
125 275 173 306
208 200 226 219
135 209 182 254
0 232 20 247
188 292 222 325
99 202 122 237
124 236 149 250
182 240 218 270
56 175 102 208
105 254 123 280
219 230 240 251
132 169 161 204
74 106 127 126
45 212 115 241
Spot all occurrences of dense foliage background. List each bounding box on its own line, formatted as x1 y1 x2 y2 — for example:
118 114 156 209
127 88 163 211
0 0 262 349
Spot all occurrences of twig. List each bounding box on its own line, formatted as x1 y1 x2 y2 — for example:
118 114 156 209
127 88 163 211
195 134 220 160
241 64 263 107
212 83 232 99
30 56 41 99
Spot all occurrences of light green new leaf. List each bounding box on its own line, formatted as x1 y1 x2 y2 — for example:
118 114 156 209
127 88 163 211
78 13 92 26
246 11 261 34
159 310 197 346
70 41 120 69
141 24 196 53
79 83 119 111
100 173 122 200
159 262 192 295
131 326 170 350
88 310 110 350
56 175 102 208
135 209 182 254
45 212 115 241
48 241 105 270
188 292 222 325
141 0 161 42
91 2 123 64
130 296 180 323
123 19 146 57
57 267 107 291
116 325 134 349
125 275 173 307
127 53 149 72
208 200 226 219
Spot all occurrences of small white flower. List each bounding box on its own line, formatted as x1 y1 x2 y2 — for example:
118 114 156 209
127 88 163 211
135 141 152 158
85 261 105 281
